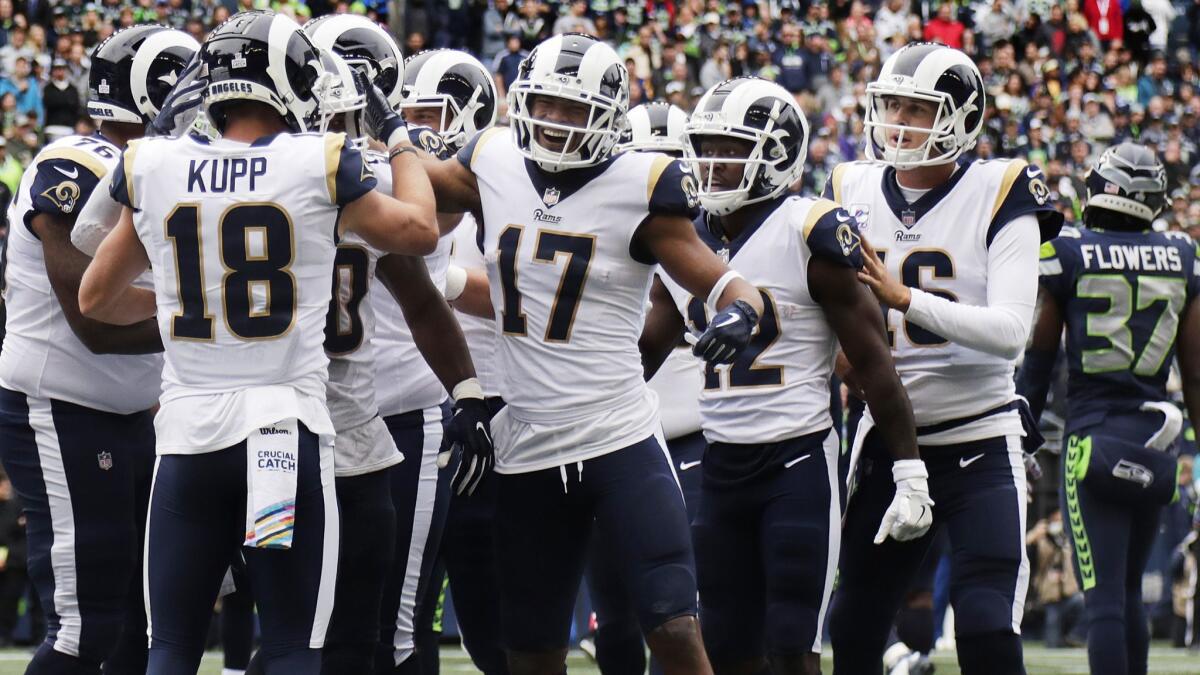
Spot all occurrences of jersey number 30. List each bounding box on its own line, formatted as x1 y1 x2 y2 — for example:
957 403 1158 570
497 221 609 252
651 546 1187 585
167 203 296 341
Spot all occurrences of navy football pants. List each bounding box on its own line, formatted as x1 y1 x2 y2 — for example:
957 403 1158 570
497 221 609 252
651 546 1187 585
831 432 1029 675
1063 415 1167 675
377 406 451 674
495 434 697 653
0 388 153 675
144 424 338 675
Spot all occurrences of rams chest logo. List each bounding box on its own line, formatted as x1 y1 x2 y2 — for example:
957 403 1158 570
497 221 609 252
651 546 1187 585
40 180 81 213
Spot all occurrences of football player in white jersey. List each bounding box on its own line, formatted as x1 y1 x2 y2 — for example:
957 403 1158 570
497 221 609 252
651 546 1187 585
0 25 196 675
421 33 765 675
579 100 699 675
822 42 1063 675
638 77 927 675
391 46 510 675
302 20 494 675
77 11 440 674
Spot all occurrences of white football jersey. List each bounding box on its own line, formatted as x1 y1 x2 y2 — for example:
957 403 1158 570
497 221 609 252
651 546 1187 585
369 149 453 417
119 132 376 454
323 225 402 477
449 212 499 398
648 345 702 440
662 197 857 445
0 134 161 414
462 127 699 473
825 158 1056 440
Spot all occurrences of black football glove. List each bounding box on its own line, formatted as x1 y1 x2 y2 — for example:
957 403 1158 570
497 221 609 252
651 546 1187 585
693 298 758 365
148 57 206 138
354 70 408 149
440 393 494 496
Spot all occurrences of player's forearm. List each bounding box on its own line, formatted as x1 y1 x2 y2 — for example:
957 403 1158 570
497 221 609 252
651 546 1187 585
903 291 1033 359
408 297 478 392
861 370 921 461
714 276 764 316
449 268 494 319
379 254 477 390
79 283 156 326
389 151 437 235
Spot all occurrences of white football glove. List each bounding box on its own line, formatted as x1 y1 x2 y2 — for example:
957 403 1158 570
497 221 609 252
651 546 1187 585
875 459 934 544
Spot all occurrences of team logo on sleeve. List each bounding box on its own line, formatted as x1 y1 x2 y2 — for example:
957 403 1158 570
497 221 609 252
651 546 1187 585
417 129 446 155
836 223 862 257
40 180 81 213
680 173 699 209
1026 165 1051 205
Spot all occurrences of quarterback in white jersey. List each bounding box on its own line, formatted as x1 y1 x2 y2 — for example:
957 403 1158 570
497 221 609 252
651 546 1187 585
78 11 440 674
422 33 764 674
824 43 1063 675
0 25 195 673
639 77 925 675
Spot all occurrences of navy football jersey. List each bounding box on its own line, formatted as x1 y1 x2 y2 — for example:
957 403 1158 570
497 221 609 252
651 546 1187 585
1039 226 1200 432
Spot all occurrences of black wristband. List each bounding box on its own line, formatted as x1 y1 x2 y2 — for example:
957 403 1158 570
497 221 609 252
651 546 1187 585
730 298 759 326
389 145 418 161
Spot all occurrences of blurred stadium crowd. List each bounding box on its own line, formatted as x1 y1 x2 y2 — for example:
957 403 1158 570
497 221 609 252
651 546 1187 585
0 0 1198 656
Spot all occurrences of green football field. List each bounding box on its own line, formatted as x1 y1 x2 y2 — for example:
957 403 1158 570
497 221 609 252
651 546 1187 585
0 645 1194 674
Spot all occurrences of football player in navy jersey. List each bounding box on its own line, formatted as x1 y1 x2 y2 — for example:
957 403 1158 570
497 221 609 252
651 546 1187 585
1018 143 1200 675
639 76 926 675
0 25 196 675
824 42 1063 675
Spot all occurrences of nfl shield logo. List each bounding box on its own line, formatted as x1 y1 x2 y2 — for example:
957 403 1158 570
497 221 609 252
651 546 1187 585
97 451 113 471
542 187 561 207
901 209 917 227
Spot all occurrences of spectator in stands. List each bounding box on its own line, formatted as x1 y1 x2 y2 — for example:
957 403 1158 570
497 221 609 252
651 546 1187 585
1028 510 1085 648
552 0 593 36
773 22 817 93
924 2 966 49
492 33 526 104
1080 93 1116 141
0 57 40 127
479 0 509 65
41 57 76 142
975 0 1018 50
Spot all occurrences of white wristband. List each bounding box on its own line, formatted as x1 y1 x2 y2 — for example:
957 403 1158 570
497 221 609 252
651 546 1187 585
444 264 468 301
706 270 744 310
892 458 929 483
451 377 484 401
385 127 410 152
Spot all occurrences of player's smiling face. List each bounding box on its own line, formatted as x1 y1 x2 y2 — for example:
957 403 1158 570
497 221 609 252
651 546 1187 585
695 135 754 191
529 94 591 153
403 105 445 132
882 95 939 148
